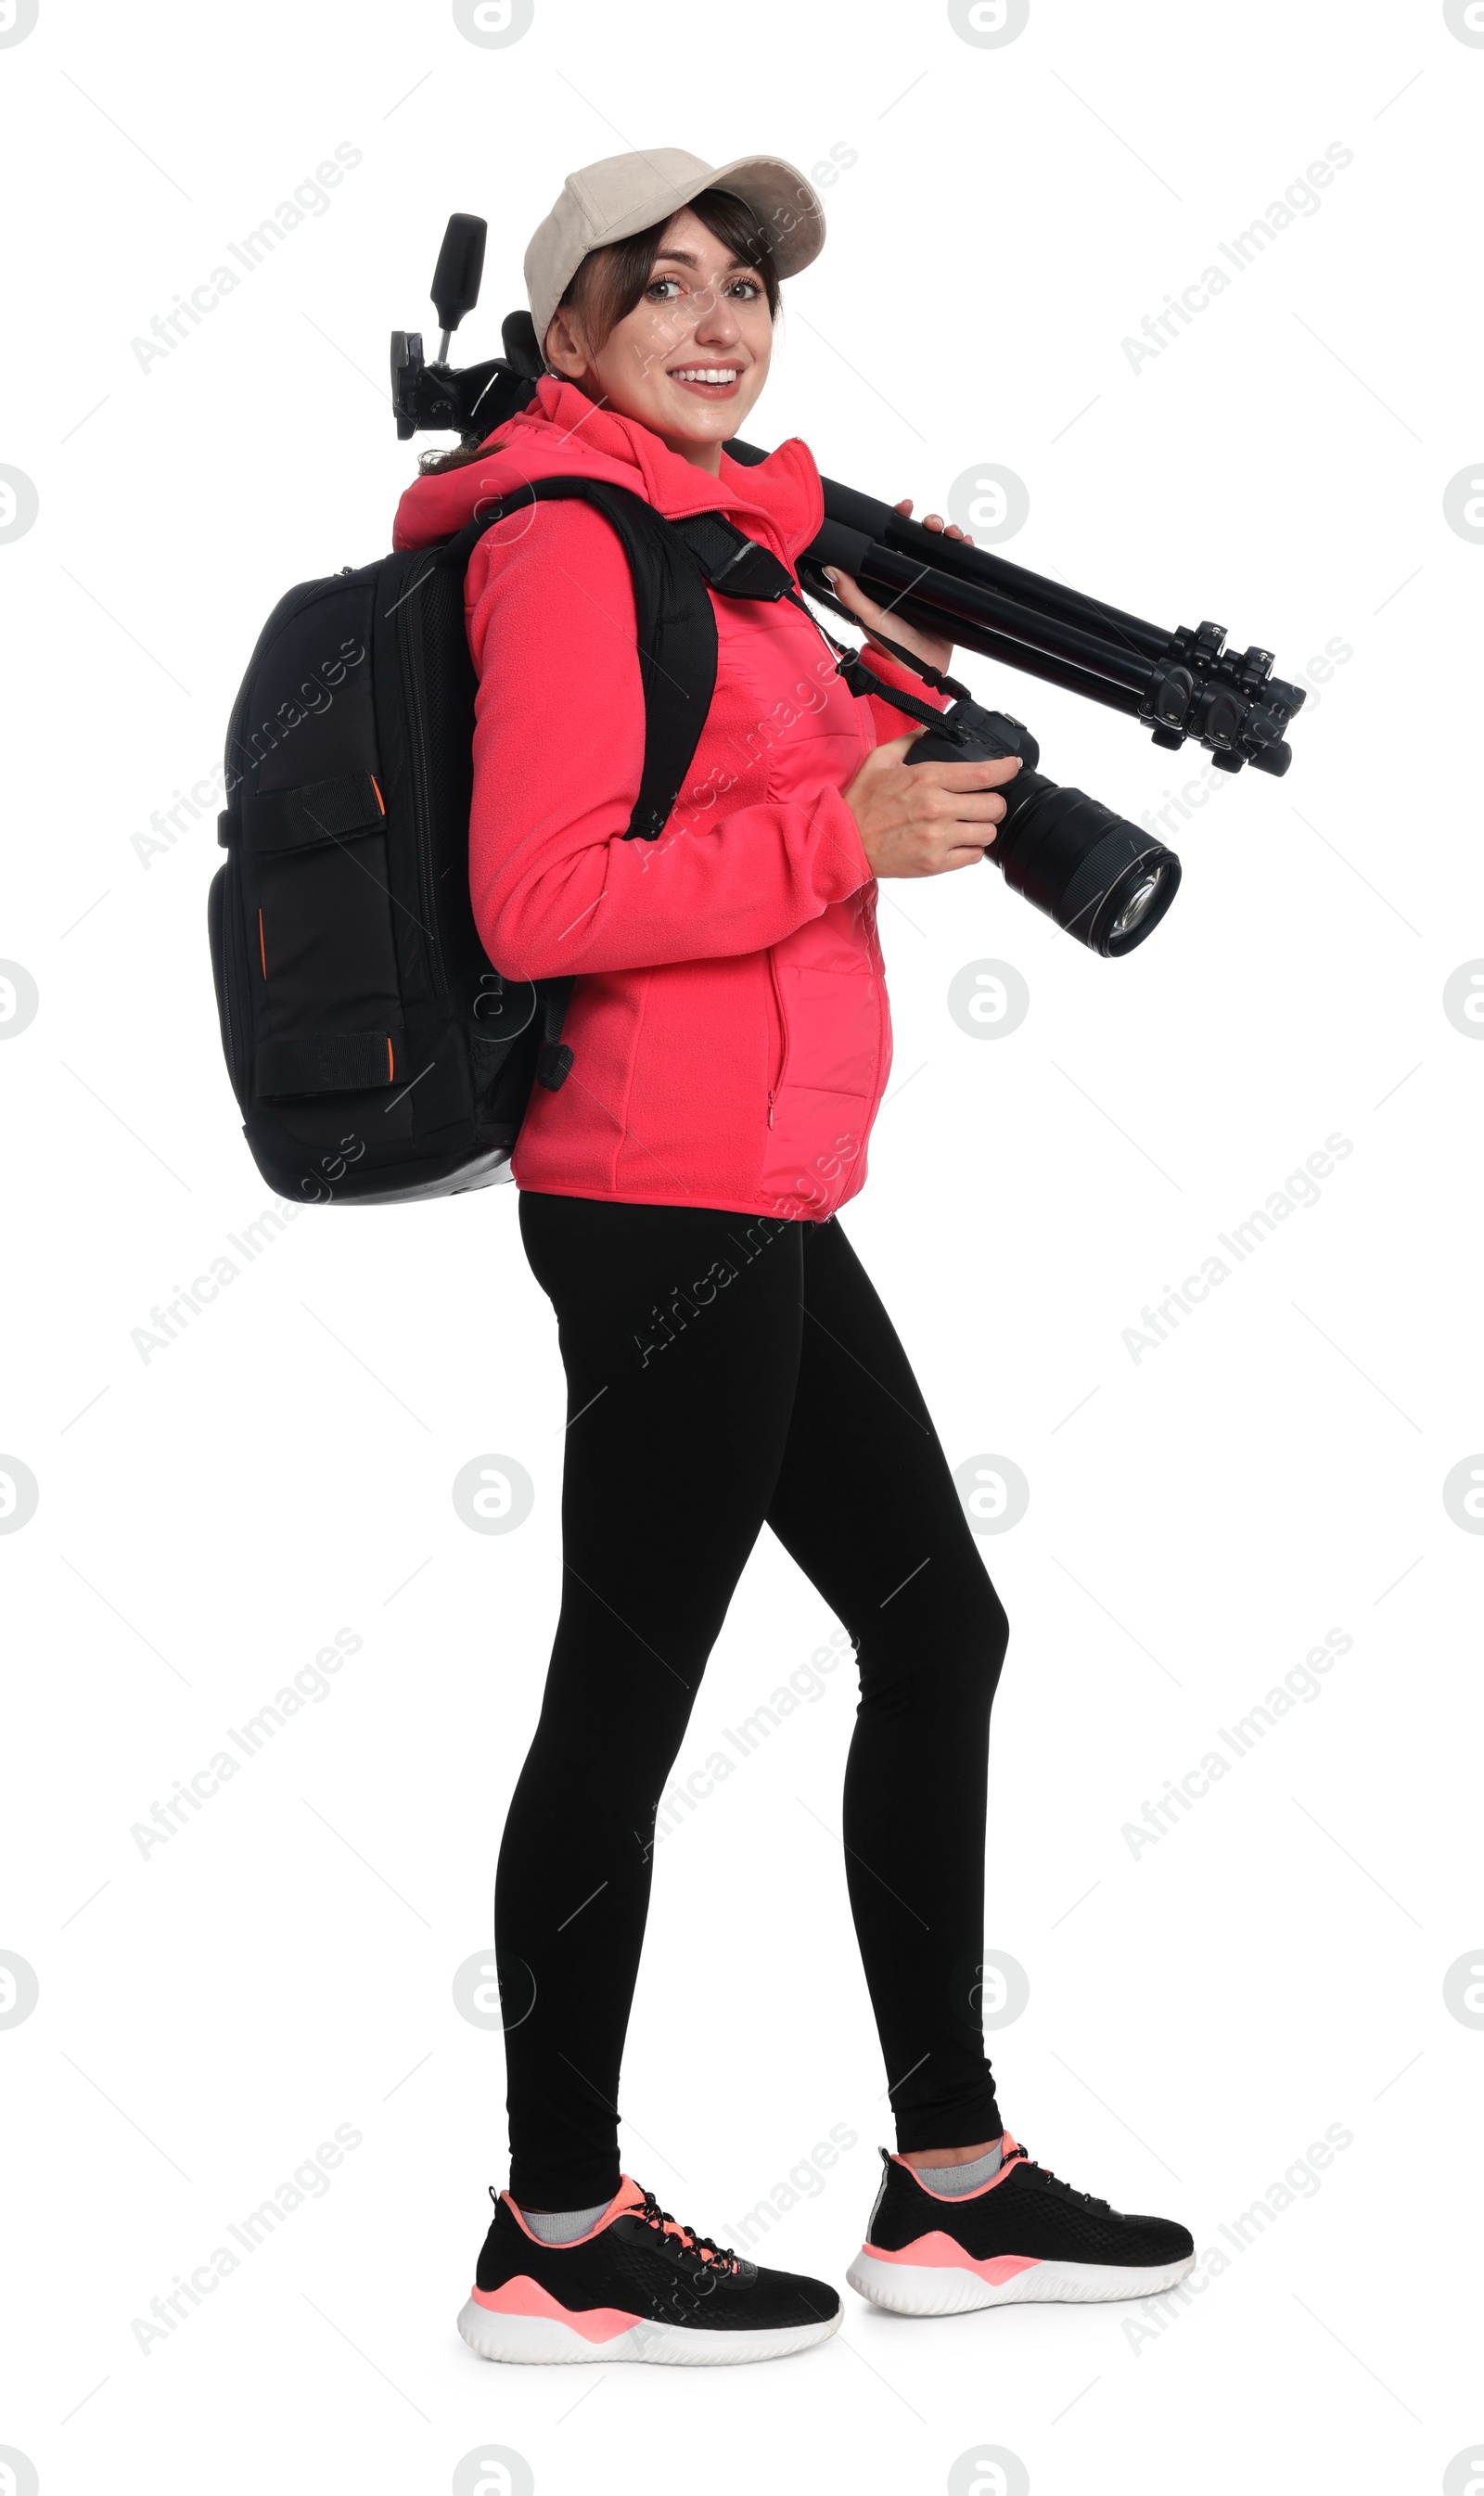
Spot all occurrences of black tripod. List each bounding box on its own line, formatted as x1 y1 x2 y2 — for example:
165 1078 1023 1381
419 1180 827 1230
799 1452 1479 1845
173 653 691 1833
390 213 1304 781
389 215 1306 954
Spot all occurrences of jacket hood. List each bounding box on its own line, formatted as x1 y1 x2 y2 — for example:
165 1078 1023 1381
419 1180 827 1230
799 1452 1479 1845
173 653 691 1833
390 373 825 564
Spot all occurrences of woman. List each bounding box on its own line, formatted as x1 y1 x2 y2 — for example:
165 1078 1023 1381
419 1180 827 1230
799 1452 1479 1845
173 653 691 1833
393 147 1194 2366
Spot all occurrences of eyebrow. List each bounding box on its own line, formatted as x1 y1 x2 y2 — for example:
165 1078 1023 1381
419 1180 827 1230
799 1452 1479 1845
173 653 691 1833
650 247 759 275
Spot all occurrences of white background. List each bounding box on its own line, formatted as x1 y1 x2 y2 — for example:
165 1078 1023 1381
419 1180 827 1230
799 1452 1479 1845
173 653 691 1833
2 2 1480 2490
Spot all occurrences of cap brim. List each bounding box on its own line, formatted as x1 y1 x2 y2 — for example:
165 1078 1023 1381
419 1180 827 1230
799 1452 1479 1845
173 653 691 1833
701 154 825 282
590 153 825 281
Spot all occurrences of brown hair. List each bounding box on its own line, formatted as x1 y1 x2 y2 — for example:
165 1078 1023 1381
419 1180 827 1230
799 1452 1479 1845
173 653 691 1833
416 187 781 477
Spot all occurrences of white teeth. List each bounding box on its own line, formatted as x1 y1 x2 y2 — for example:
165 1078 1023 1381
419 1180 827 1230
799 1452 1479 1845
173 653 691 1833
671 368 737 384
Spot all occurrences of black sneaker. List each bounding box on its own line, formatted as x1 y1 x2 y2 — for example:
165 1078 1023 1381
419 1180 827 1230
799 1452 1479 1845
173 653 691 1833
458 2175 841 2365
847 2131 1195 2314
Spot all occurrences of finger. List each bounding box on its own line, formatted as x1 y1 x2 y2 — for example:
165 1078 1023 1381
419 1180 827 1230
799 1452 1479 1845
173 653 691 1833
894 497 913 514
924 512 944 530
824 566 872 617
915 755 1023 789
932 792 1008 824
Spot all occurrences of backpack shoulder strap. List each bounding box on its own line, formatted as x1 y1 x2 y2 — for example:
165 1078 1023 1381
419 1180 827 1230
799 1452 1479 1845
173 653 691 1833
434 476 719 842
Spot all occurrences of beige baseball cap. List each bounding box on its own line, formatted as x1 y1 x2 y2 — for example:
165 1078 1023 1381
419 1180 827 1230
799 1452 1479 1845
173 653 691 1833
524 147 826 355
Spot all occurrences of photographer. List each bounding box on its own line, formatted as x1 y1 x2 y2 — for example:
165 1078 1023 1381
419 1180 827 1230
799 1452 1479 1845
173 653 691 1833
392 147 1195 2365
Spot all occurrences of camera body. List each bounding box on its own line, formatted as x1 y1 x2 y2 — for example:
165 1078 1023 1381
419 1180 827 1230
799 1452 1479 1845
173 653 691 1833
906 697 1041 775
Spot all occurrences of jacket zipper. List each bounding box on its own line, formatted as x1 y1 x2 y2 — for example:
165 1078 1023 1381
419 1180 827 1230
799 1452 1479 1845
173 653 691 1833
766 949 789 1126
860 888 889 1134
398 558 450 997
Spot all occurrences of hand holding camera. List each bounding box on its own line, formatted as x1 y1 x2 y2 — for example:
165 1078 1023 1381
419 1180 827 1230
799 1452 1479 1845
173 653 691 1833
843 735 1021 880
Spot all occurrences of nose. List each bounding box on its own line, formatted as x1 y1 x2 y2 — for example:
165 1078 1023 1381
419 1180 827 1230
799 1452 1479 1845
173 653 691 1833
690 285 742 350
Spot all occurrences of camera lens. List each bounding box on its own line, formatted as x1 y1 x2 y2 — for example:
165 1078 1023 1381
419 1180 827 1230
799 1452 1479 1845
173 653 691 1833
1109 871 1162 938
902 704 1182 956
996 774 1182 957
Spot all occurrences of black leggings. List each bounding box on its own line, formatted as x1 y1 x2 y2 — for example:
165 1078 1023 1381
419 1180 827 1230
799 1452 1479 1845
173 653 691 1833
495 1193 1009 2209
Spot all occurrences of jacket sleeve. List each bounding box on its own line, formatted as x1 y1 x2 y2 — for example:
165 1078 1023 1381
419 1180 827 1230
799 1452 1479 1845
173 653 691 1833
854 641 953 749
464 501 876 983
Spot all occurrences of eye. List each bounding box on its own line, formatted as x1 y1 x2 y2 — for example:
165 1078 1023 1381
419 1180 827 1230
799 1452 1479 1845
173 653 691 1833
646 275 683 301
729 275 763 300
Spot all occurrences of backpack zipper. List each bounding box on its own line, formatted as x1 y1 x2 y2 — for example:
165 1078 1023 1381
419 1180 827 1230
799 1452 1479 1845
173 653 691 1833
397 557 450 998
221 578 342 800
211 864 252 1108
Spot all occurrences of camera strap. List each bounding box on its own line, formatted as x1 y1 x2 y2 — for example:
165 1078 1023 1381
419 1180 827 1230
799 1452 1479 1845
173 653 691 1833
664 507 972 736
787 586 976 730
821 627 966 734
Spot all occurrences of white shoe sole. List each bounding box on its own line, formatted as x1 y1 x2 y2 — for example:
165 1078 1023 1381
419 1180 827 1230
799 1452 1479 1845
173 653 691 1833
846 2248 1196 2316
456 2296 841 2366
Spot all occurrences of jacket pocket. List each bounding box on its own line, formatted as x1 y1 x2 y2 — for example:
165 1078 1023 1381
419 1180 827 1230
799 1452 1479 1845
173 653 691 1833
244 787 403 1097
757 962 881 1211
771 963 880 1098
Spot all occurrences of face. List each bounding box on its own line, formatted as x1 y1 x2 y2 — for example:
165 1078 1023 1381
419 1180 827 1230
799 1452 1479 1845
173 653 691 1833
544 206 774 471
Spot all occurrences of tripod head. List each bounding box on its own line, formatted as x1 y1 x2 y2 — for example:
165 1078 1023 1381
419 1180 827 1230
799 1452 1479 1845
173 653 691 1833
391 215 1304 778
390 213 544 442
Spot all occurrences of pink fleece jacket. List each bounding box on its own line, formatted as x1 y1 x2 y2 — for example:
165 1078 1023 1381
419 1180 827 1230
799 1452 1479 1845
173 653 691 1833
391 375 946 1220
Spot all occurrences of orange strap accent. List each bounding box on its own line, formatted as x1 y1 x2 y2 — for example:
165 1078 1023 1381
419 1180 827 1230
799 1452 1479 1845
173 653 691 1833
370 775 385 814
387 1038 394 1080
258 910 266 978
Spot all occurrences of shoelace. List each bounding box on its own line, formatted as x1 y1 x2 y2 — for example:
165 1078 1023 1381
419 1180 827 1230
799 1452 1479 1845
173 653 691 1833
1012 2145 1113 2213
637 2189 738 2273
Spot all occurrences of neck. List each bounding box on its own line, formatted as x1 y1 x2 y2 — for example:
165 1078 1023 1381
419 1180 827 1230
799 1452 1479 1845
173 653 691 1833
661 435 723 478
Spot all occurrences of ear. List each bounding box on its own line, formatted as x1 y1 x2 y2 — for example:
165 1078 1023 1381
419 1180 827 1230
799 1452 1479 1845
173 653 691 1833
543 305 587 379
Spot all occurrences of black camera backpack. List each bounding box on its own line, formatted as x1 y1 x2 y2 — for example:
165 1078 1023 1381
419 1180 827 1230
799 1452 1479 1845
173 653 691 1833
208 477 807 1207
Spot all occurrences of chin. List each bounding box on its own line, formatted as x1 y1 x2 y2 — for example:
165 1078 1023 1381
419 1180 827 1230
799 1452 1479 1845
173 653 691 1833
659 409 730 442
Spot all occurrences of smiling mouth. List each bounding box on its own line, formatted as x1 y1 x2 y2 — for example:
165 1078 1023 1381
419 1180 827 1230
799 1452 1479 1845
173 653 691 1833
666 365 743 392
